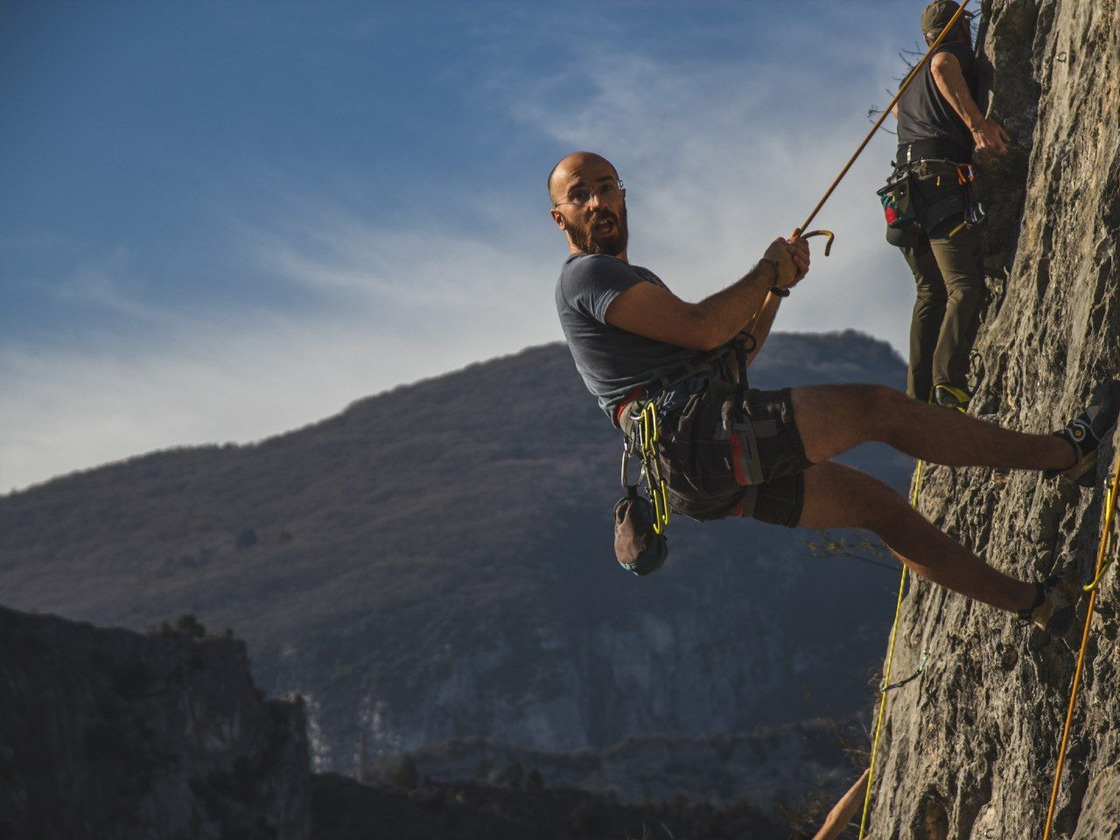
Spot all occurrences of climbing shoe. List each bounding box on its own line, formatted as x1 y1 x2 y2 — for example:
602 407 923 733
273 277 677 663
1019 572 1083 632
1047 379 1120 487
933 384 970 412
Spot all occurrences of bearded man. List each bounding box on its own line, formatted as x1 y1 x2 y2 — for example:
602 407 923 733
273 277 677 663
549 150 1118 630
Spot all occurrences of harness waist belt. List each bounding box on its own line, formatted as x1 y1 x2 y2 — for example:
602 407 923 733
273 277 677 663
897 138 968 166
615 355 736 435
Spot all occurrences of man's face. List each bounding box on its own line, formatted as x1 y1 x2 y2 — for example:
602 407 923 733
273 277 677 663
550 156 628 258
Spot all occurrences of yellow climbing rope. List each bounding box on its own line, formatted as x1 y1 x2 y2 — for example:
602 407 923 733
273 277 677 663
858 459 923 839
1041 456 1120 840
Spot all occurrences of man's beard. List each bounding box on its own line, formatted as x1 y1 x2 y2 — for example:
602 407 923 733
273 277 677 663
571 206 628 257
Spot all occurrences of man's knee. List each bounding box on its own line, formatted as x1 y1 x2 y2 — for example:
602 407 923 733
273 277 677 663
792 383 907 437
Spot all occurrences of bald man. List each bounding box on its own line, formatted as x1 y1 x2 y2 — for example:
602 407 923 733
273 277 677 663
549 150 1119 630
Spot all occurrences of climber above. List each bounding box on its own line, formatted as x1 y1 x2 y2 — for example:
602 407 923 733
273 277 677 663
887 0 1012 410
549 150 1120 629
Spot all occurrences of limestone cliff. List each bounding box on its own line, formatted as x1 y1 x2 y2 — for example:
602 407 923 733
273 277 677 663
867 1 1120 838
0 606 311 840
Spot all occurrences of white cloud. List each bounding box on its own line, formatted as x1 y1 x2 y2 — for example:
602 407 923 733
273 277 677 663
0 212 566 493
1 4 927 493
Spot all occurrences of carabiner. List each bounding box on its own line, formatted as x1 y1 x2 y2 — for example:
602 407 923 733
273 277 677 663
640 402 659 453
650 478 671 534
658 478 671 530
1084 473 1119 592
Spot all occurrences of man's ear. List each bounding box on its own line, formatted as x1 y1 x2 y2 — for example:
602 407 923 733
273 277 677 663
551 209 567 231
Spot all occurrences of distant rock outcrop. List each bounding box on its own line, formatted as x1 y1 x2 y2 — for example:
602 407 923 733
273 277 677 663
365 718 862 813
0 605 310 839
867 2 1120 837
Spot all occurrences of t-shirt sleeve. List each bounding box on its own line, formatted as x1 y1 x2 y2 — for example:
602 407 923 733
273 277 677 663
559 255 644 325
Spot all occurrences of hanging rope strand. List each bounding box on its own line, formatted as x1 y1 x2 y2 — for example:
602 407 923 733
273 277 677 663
858 459 924 839
798 0 973 234
1041 457 1120 840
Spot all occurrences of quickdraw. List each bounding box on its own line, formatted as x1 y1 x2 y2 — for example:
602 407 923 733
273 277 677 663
637 401 670 535
946 163 986 237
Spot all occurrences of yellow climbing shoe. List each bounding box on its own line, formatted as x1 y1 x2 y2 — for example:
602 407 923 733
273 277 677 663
933 384 971 412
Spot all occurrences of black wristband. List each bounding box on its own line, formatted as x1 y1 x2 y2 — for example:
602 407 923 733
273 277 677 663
759 258 788 296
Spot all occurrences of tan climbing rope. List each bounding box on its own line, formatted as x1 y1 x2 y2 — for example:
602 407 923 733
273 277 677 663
798 0 974 237
1041 456 1120 840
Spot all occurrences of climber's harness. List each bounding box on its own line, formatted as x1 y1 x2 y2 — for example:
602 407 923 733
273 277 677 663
879 152 985 246
612 335 755 576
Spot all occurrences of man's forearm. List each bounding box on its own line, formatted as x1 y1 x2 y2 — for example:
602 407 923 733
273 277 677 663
743 292 782 366
692 261 776 350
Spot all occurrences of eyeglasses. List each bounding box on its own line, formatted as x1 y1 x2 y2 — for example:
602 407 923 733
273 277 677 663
554 180 625 208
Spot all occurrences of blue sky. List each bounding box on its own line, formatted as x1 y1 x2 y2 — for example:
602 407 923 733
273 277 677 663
2 1 939 492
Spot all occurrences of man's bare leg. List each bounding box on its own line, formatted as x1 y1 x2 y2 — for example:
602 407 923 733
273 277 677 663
798 460 1037 612
790 384 1073 470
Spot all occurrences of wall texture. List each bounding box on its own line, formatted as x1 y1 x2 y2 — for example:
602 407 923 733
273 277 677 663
868 1 1120 838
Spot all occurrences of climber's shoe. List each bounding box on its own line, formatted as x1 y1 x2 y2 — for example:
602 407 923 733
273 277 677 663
1046 379 1120 487
933 383 971 413
1019 572 1083 632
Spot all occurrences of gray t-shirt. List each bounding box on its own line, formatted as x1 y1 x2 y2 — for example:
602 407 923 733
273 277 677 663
555 253 703 421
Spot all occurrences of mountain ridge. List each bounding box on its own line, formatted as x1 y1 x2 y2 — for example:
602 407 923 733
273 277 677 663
1 330 909 775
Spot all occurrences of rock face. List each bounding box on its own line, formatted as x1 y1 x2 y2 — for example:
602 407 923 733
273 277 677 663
365 718 861 813
867 2 1120 838
0 606 311 840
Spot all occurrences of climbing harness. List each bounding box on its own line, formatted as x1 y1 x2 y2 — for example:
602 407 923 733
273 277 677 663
1041 456 1120 840
614 406 671 576
612 345 736 575
613 333 761 574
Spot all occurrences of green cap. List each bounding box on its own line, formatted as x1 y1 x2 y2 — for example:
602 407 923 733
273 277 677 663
921 0 972 39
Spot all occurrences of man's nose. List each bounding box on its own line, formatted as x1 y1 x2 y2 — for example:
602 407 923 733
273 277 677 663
586 189 605 207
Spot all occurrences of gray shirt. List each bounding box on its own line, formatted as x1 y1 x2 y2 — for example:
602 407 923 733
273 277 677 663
555 253 705 422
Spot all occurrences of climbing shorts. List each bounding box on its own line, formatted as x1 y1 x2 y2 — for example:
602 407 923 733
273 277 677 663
657 381 810 527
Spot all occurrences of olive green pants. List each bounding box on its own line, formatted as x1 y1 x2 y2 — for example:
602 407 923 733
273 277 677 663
900 223 984 402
